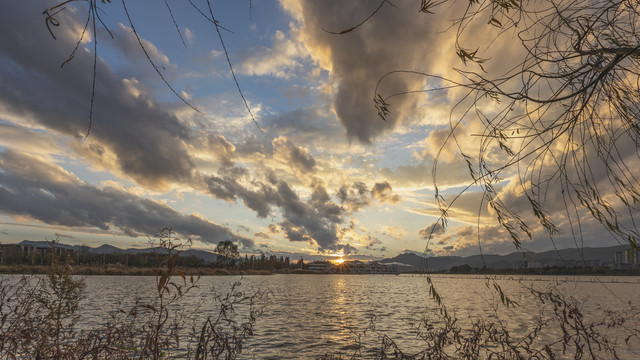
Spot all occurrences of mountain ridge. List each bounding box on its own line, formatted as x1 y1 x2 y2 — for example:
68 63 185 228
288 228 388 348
380 245 633 272
12 240 633 271
16 240 219 264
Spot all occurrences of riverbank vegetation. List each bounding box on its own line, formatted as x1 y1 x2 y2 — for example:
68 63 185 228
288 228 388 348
0 230 266 359
0 237 308 275
1 230 639 359
0 264 275 276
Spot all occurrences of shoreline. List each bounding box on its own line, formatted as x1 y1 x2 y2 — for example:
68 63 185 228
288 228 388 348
0 264 638 276
0 265 276 276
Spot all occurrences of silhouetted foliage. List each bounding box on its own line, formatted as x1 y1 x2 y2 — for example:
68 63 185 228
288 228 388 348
214 240 239 268
373 0 640 255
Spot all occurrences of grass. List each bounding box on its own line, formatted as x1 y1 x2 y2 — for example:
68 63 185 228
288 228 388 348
0 231 638 359
0 264 274 276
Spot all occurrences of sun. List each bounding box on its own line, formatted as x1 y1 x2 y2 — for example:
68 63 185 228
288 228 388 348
334 258 345 265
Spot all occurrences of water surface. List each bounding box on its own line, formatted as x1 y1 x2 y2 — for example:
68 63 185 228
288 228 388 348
77 274 640 358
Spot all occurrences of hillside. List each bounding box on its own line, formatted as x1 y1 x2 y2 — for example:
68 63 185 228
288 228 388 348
380 245 630 272
17 240 218 264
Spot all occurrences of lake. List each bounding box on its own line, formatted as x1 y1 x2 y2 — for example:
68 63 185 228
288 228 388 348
75 274 640 358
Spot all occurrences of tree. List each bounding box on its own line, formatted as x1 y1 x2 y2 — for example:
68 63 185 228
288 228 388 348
370 0 640 255
214 240 239 268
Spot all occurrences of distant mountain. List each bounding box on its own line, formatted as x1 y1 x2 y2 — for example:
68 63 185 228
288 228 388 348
18 240 77 251
92 244 122 254
13 240 631 271
17 240 218 264
181 249 218 264
380 245 630 272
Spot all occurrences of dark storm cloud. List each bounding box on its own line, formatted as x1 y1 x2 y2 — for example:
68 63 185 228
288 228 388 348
200 170 348 251
0 2 392 254
200 171 278 218
309 180 345 223
273 180 343 250
0 149 247 243
0 2 196 189
285 0 442 143
279 221 312 242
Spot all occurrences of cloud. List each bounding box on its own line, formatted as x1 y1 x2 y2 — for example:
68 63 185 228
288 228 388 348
198 168 349 251
184 27 195 45
281 0 448 143
54 232 74 239
267 224 280 234
429 224 511 256
380 160 474 189
411 190 493 225
0 3 393 256
0 149 248 243
309 179 345 223
262 107 344 146
421 125 467 163
379 225 407 240
272 136 316 175
238 237 256 250
0 123 60 156
273 180 344 251
279 221 313 242
333 243 357 255
371 181 400 203
0 1 434 260
207 134 236 166
238 30 308 79
363 235 383 250
418 222 445 239
0 4 199 190
338 181 401 211
337 182 370 211
111 23 174 70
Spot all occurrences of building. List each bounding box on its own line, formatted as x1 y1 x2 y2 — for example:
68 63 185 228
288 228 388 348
0 243 76 265
309 260 336 273
336 260 398 274
308 260 399 274
612 248 639 270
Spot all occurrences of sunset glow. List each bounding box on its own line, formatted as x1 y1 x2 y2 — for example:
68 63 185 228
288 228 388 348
0 1 638 357
0 0 633 263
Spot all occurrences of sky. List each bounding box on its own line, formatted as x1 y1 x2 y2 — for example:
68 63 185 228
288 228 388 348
0 0 636 261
